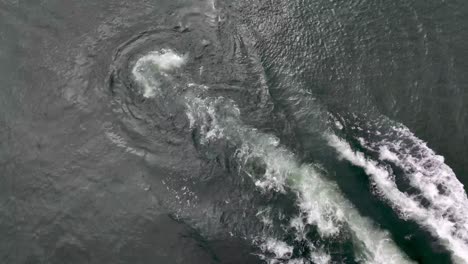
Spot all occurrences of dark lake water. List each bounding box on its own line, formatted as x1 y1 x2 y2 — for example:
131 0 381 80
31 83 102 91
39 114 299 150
1 0 468 263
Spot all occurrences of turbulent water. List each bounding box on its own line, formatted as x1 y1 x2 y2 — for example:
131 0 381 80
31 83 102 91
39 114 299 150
2 0 468 263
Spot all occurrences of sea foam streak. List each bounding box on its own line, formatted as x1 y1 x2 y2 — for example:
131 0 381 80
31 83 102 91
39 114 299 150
327 131 468 264
132 52 413 263
184 96 412 264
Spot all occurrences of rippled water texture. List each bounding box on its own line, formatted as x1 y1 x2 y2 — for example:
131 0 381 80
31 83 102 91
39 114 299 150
1 0 468 263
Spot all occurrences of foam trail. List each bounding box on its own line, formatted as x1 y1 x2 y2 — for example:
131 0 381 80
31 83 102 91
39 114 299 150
327 134 468 264
131 51 413 263
185 96 413 264
366 125 468 244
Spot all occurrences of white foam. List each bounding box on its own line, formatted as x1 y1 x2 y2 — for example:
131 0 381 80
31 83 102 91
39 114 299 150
260 238 294 261
136 49 187 71
310 249 331 264
327 134 468 264
378 145 399 162
258 238 330 264
132 49 187 98
184 96 228 144
376 126 468 234
335 120 344 130
104 128 145 157
184 94 413 263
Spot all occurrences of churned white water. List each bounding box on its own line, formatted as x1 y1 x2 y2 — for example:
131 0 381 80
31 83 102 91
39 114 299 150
327 133 468 264
184 97 413 264
131 51 413 263
260 238 294 260
132 49 186 98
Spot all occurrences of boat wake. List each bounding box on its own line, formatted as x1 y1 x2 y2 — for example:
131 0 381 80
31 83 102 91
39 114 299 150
327 118 468 264
129 50 414 264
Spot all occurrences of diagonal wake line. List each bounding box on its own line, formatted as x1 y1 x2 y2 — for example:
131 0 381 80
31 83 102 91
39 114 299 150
327 133 468 264
131 50 414 263
184 95 413 264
